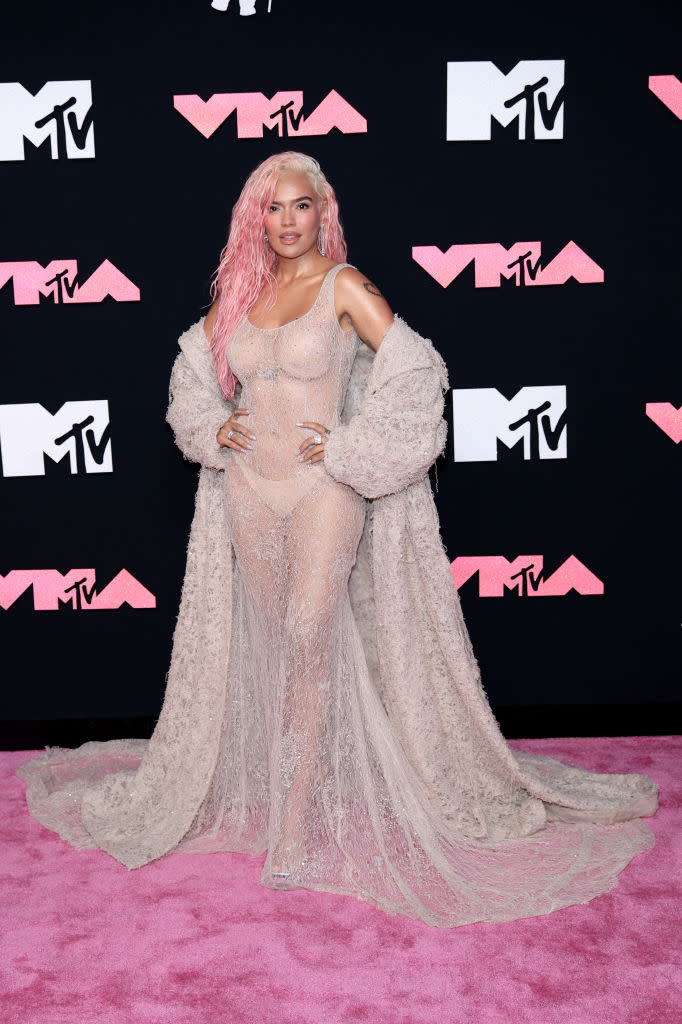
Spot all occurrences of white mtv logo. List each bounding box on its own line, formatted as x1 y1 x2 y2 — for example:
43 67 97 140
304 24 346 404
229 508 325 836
453 387 567 461
447 60 565 141
210 0 258 12
0 401 112 476
0 81 95 161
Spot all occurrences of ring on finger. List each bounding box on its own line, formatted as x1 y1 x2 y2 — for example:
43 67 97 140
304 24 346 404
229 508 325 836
226 429 235 440
312 431 322 445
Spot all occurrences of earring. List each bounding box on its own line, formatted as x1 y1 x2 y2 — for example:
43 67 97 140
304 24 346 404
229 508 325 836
318 225 325 257
264 231 269 243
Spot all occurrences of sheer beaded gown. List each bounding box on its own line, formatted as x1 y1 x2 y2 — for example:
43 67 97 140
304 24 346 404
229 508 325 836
217 264 367 881
16 263 658 928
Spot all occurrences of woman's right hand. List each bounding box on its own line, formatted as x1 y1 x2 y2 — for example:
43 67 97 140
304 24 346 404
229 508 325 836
217 408 255 451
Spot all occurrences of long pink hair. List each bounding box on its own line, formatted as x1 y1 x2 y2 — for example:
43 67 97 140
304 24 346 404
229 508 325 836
209 151 348 401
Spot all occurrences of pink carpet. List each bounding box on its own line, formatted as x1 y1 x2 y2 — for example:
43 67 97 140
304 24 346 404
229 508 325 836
2 736 680 1024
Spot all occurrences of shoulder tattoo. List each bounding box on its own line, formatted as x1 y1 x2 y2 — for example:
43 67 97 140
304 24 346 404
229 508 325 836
362 280 383 297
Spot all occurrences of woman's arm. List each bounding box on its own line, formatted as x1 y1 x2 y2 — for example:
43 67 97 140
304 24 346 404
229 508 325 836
201 296 254 455
334 267 395 352
202 296 219 342
166 306 238 470
323 317 449 499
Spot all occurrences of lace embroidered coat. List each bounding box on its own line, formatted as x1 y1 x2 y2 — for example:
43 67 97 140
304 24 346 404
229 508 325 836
16 315 658 928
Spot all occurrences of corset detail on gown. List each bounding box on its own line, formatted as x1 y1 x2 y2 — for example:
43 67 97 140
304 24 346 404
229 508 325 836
14 264 659 928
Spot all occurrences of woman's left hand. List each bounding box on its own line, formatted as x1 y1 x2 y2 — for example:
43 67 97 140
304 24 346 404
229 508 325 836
296 421 331 464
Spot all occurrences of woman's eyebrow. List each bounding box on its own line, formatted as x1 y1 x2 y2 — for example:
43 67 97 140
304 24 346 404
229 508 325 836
271 195 314 205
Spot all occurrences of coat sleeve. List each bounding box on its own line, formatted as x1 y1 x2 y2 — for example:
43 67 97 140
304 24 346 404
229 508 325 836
324 319 449 499
165 322 238 472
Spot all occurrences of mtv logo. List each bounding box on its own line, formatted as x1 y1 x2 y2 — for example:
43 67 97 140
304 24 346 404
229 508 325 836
0 569 155 610
0 81 95 161
452 387 567 462
447 60 565 141
0 401 112 477
0 260 140 305
412 242 603 288
173 89 367 139
451 555 604 597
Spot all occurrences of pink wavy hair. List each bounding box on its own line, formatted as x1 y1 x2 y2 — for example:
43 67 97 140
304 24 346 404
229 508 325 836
209 151 348 401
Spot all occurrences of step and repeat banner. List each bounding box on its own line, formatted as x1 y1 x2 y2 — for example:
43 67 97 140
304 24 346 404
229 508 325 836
1 1 680 724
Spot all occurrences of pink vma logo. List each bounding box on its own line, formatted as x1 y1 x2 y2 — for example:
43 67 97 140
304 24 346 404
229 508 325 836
451 555 604 597
646 403 682 443
413 242 603 288
0 570 156 610
648 75 682 119
0 260 140 305
173 90 367 139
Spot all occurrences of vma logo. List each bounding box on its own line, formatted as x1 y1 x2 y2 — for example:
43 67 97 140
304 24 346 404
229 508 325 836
0 260 139 305
0 81 94 161
174 90 367 139
646 402 682 443
648 75 682 120
413 242 603 288
451 555 603 597
447 60 565 141
0 401 112 477
0 570 155 611
453 387 567 462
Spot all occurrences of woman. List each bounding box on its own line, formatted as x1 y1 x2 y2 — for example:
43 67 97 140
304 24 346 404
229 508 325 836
17 152 658 928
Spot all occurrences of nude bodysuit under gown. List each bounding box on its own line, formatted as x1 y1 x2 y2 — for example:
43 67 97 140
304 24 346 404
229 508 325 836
221 263 367 876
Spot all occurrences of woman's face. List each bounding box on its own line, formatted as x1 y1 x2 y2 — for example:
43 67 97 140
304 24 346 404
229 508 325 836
263 171 325 261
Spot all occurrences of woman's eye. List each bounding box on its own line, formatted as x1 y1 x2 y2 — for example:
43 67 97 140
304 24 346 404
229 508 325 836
297 203 310 210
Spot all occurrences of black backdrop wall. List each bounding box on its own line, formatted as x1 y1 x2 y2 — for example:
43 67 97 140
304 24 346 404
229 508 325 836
1 0 680 745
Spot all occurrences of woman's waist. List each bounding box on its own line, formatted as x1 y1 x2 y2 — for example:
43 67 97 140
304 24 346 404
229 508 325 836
232 445 320 481
238 403 340 436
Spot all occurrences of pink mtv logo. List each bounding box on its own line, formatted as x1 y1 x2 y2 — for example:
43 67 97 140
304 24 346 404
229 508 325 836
173 89 367 139
0 260 140 305
0 570 156 610
646 402 682 443
648 75 682 119
413 242 604 288
450 555 604 597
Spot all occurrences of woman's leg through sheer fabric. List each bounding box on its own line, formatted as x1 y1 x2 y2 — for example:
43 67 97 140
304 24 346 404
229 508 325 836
223 460 365 879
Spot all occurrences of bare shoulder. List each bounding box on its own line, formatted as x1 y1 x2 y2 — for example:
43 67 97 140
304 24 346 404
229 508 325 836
335 265 387 303
335 266 394 352
202 296 220 341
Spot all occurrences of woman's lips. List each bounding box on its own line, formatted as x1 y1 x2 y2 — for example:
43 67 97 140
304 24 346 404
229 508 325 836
279 234 301 244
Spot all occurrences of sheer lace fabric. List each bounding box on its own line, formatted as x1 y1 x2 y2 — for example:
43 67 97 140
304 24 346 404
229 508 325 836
16 265 658 928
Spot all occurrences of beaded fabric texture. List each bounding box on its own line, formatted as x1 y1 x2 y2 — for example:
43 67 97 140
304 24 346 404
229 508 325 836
15 264 658 928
